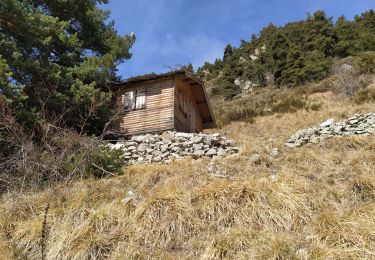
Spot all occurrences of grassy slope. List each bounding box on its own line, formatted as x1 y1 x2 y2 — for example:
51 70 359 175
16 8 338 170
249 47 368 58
1 92 375 259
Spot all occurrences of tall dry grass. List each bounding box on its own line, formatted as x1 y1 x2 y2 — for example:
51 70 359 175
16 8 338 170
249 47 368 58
1 92 375 259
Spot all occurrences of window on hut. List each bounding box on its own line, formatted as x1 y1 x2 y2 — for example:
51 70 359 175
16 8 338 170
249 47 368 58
135 89 146 109
122 89 146 111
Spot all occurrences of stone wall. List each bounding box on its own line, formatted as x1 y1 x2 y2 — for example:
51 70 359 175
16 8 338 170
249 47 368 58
108 131 239 165
286 113 375 147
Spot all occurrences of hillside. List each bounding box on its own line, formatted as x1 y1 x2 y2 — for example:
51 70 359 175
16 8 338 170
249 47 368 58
2 79 375 259
2 4 375 259
197 10 375 100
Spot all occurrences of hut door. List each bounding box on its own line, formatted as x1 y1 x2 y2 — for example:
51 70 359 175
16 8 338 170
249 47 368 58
190 106 196 133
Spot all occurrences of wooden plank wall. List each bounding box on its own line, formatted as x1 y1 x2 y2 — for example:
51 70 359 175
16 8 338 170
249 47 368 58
111 78 175 135
174 77 203 133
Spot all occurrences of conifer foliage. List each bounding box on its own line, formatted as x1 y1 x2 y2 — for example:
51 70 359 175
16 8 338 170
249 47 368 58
198 10 375 99
0 0 135 135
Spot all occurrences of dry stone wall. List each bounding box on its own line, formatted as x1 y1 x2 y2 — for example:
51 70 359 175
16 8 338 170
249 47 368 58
286 113 375 147
108 131 239 165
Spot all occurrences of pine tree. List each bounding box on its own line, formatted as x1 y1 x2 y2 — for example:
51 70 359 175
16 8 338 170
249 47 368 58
223 44 234 61
0 0 135 135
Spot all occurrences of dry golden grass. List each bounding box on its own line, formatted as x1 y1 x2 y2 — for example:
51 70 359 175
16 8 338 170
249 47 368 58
1 91 375 259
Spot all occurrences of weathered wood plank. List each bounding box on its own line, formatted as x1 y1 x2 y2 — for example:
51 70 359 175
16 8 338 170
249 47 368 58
110 78 175 135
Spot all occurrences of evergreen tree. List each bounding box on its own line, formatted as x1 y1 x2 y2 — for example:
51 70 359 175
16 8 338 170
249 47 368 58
198 9 375 98
223 44 234 61
0 0 135 135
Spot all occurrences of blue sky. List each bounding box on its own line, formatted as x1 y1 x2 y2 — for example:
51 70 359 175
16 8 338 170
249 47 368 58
102 0 375 78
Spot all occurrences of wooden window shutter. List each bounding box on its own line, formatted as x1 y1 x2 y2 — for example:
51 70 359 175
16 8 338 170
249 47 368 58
123 91 135 111
135 89 146 109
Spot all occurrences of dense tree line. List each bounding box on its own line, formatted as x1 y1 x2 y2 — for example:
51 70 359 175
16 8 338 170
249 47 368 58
198 10 375 99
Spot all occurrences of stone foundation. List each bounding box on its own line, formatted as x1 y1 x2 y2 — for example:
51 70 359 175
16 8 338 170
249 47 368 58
108 131 239 165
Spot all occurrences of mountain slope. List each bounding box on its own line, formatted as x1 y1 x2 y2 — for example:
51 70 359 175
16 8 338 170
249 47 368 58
197 10 375 100
2 87 375 259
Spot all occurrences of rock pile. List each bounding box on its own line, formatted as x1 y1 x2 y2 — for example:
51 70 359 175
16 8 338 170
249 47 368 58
108 131 239 165
286 113 375 147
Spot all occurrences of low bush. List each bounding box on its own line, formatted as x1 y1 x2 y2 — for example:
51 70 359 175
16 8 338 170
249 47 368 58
272 95 307 113
0 103 125 193
212 87 318 127
219 105 257 127
88 146 125 178
358 51 375 74
354 84 375 104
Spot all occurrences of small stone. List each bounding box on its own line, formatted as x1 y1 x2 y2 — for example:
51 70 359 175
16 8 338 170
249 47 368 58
193 143 204 151
320 118 335 128
270 148 279 157
217 148 227 156
191 136 203 143
203 138 212 145
249 153 261 163
153 156 162 162
110 143 125 150
285 142 299 148
152 150 163 156
146 148 154 154
137 143 149 152
161 131 174 141
160 143 169 153
206 148 217 156
122 191 135 204
175 132 191 138
193 150 205 157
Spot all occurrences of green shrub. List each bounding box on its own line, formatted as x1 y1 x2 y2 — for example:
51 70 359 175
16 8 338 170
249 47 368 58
88 145 125 178
308 102 322 111
219 106 257 126
354 84 375 104
272 95 307 113
358 52 375 74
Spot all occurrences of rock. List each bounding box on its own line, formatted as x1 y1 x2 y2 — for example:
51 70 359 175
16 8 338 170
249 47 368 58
108 131 239 165
338 64 354 73
131 135 148 143
217 148 227 157
161 131 174 141
175 132 191 138
137 143 149 152
191 136 203 144
249 153 261 163
110 143 125 150
270 148 279 158
193 143 204 151
286 113 375 148
122 191 135 204
160 143 169 153
206 148 217 156
320 118 335 128
193 150 205 157
152 150 163 157
153 156 162 162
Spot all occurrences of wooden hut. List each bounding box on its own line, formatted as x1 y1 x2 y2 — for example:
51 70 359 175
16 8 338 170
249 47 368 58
108 70 215 137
